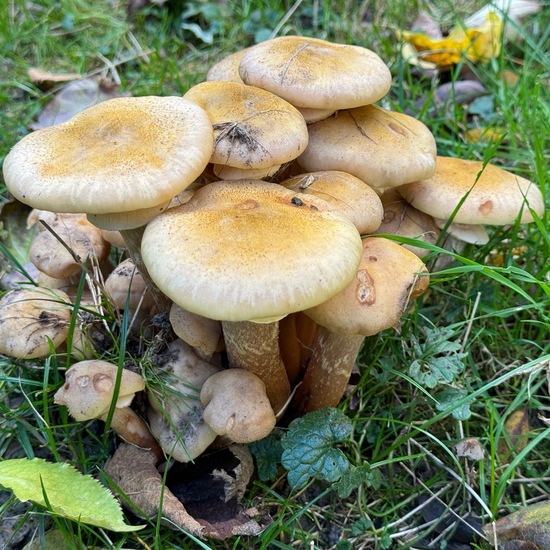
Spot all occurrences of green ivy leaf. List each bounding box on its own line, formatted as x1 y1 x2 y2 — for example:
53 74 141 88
249 431 283 482
0 458 143 532
334 464 384 498
435 387 472 420
280 408 352 490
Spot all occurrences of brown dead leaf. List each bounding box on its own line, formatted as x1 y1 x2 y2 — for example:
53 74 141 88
27 68 81 91
103 443 204 538
104 442 270 540
483 500 550 548
30 77 130 130
498 408 530 460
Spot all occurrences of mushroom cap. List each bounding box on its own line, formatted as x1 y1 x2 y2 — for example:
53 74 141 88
29 212 110 279
397 157 545 225
147 339 220 462
374 188 440 258
184 81 308 169
239 36 391 110
281 171 384 233
200 369 276 443
104 258 155 312
305 237 429 337
54 360 145 421
212 163 281 181
141 180 363 322
206 48 248 83
298 105 437 188
0 287 72 358
3 96 213 216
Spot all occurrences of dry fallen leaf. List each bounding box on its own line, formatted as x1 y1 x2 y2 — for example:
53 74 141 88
498 408 530 460
103 442 270 540
465 126 507 143
483 500 550 548
456 437 485 461
27 68 81 91
30 76 130 130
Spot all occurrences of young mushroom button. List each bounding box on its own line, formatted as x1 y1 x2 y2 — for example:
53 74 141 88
54 360 161 457
140 180 363 413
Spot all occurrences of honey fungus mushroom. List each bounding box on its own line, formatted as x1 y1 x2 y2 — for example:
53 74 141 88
54 360 160 455
3 96 214 311
0 287 72 359
141 180 363 413
296 237 430 413
200 369 276 444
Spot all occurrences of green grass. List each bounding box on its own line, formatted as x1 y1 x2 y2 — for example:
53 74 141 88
1 0 549 548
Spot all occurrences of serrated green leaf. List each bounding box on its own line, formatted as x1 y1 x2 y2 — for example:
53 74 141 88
334 463 383 498
351 516 373 536
249 432 283 482
435 387 472 420
0 458 143 532
280 408 352 490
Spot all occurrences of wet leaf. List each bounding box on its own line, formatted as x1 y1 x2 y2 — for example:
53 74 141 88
483 500 550 547
0 458 141 532
280 407 352 490
249 431 283 482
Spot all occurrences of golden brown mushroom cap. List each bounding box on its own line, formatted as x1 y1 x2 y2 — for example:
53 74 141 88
298 105 437 189
398 156 545 225
3 96 213 219
141 180 363 322
239 36 391 110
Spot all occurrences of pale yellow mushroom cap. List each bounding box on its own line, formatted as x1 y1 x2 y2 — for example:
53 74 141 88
3 96 213 216
54 360 145 421
298 105 437 188
239 36 391 110
141 180 363 322
398 156 545 225
184 81 308 169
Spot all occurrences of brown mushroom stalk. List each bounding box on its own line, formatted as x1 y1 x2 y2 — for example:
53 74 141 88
222 320 290 413
297 328 364 412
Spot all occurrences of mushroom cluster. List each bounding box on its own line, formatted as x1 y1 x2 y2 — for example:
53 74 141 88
1 35 545 469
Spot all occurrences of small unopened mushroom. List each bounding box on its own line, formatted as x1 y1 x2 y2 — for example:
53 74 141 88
54 360 160 455
200 369 276 444
0 287 71 358
147 339 220 462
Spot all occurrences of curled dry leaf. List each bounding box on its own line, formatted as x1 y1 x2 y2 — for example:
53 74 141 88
455 437 484 461
103 443 204 537
104 443 269 539
30 77 130 130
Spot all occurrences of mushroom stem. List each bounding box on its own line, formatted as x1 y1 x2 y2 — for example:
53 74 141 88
120 227 172 313
102 407 163 461
222 320 291 414
296 327 364 413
